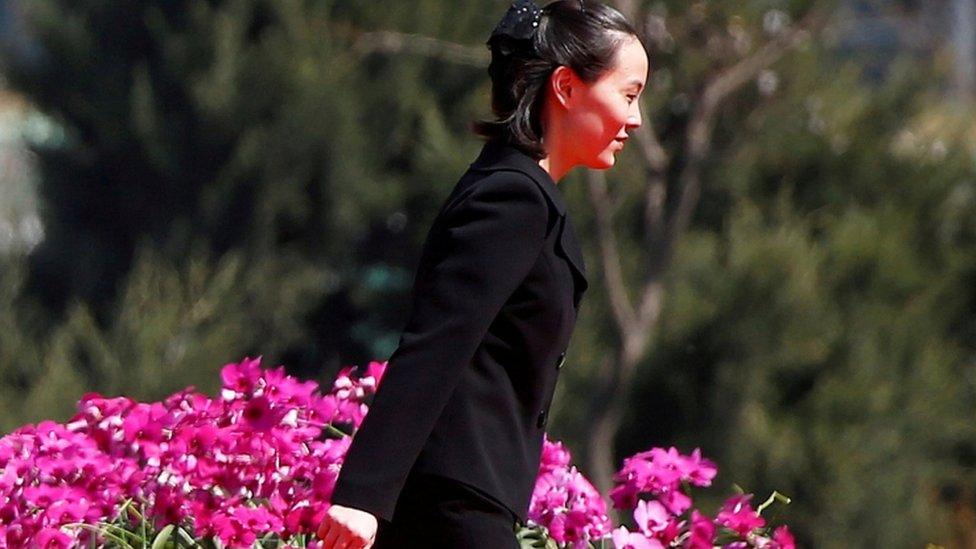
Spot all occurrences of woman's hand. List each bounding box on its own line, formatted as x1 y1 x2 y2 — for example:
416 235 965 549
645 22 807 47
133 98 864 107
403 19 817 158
317 504 379 549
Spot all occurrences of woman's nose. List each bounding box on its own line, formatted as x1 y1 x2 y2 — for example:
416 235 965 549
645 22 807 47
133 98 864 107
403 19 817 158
627 105 642 129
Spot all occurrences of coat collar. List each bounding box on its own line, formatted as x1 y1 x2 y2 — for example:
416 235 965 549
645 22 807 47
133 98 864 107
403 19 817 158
467 139 588 301
468 139 567 217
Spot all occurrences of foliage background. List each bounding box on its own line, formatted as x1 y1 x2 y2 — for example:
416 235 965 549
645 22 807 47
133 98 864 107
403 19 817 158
2 0 976 546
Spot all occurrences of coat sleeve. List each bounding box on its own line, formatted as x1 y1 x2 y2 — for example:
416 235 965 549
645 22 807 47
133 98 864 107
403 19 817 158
328 171 550 523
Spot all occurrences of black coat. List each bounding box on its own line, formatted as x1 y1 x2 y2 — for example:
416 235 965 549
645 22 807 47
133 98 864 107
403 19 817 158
329 138 589 525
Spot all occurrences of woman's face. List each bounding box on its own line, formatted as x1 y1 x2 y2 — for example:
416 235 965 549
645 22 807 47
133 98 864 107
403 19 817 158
564 35 648 169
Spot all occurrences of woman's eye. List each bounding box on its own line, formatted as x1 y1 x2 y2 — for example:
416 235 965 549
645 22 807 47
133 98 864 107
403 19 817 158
626 95 637 103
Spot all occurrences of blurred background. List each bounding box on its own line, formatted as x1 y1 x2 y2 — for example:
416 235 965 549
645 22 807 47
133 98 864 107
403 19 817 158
1 0 975 546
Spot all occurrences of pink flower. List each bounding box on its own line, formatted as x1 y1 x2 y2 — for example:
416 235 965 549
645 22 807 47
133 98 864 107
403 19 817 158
174 424 219 454
284 503 327 539
772 525 796 549
529 466 611 544
321 437 352 464
45 499 90 523
657 485 692 515
120 404 160 443
0 356 381 546
334 399 368 428
311 395 340 425
220 356 263 394
633 499 682 544
33 527 73 549
634 500 670 535
540 435 572 472
678 448 717 487
151 488 186 528
716 494 766 537
686 510 716 549
0 355 797 549
328 364 381 429
609 479 641 510
365 360 388 387
618 449 682 492
611 525 664 549
242 395 279 432
528 439 611 545
609 446 708 515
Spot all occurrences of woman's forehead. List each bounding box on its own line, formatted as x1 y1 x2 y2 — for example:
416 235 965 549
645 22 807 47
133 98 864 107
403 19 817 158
606 38 649 85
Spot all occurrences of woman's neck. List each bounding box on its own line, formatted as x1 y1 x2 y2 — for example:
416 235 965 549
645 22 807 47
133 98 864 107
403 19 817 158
537 140 574 183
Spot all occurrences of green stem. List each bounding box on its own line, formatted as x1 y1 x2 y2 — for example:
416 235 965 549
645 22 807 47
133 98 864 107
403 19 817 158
755 490 792 515
62 523 136 549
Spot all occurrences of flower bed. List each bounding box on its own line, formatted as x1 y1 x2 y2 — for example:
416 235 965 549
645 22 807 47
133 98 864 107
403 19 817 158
0 357 794 548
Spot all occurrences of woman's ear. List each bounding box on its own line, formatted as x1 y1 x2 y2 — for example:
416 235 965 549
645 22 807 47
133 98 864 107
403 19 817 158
549 65 575 109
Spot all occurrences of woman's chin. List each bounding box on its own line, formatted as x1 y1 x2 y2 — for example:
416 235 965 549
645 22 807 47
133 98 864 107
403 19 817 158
588 152 616 170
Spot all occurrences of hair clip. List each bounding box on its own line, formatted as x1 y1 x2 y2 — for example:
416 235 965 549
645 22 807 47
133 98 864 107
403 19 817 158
488 0 543 56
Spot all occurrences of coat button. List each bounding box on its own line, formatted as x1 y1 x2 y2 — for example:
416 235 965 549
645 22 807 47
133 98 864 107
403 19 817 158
556 352 566 370
537 409 548 428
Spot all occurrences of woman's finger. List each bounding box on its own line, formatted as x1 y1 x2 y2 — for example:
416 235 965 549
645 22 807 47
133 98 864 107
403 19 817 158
322 524 342 548
343 530 369 549
345 533 367 549
316 516 332 541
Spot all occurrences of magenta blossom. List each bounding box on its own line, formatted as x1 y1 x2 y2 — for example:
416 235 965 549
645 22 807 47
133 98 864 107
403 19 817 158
633 499 682 544
0 356 385 548
1 356 794 549
529 437 611 545
687 510 716 549
611 525 664 549
540 434 572 472
609 445 715 515
772 525 796 549
716 494 766 537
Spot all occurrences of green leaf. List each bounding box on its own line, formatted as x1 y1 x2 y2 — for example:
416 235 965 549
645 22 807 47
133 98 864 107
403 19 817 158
121 499 144 523
515 524 551 549
152 524 176 549
174 526 203 548
61 522 137 549
141 503 149 543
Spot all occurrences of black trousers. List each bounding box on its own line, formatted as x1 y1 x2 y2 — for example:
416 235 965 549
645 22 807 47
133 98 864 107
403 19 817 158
371 473 521 548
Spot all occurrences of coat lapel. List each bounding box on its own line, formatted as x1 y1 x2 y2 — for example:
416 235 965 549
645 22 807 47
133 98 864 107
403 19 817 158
468 140 589 305
556 212 588 307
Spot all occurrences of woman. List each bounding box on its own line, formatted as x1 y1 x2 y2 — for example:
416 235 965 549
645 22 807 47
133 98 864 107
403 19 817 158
318 1 647 547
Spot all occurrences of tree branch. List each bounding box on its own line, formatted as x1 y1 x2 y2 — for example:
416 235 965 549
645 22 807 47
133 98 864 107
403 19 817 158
586 170 636 331
352 31 489 66
669 6 830 244
579 1 831 495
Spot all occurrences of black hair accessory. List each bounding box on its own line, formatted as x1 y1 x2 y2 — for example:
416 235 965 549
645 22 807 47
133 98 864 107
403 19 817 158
487 0 542 58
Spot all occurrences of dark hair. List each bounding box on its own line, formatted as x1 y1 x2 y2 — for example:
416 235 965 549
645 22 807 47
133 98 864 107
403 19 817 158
471 1 640 160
